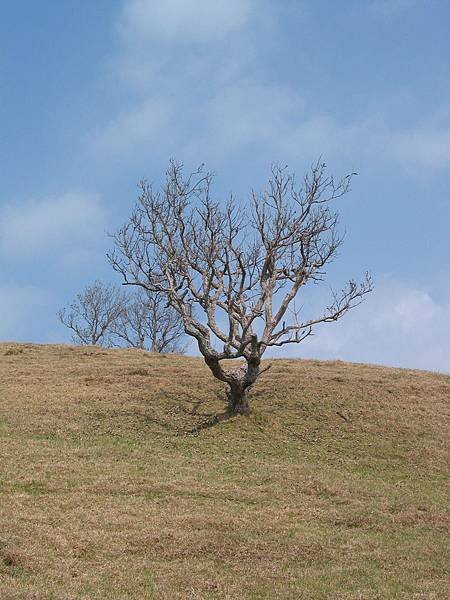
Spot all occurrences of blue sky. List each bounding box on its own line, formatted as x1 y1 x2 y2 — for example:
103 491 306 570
1 0 449 372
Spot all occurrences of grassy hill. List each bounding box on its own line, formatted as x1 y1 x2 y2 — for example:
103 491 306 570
0 343 449 599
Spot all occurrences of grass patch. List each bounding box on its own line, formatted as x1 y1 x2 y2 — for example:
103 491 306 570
0 342 448 598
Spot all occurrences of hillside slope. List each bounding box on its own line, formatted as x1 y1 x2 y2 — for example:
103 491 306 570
0 343 449 599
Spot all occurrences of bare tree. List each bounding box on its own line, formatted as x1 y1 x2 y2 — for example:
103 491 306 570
111 289 186 352
108 160 373 415
58 281 126 346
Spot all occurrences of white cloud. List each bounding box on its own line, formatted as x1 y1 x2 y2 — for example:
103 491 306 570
194 83 372 164
0 284 49 340
120 0 253 45
92 0 450 174
191 79 304 157
92 76 450 173
0 192 107 260
204 90 450 170
280 279 450 374
384 125 450 170
91 98 172 154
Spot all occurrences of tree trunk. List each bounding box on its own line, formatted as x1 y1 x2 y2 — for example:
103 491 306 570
203 352 260 416
226 385 250 415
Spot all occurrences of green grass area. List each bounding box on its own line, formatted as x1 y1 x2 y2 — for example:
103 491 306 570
0 343 449 598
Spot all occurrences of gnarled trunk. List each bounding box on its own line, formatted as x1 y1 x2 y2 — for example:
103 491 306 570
226 384 250 415
202 348 261 415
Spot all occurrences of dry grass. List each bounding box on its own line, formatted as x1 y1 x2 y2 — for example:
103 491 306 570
0 343 449 599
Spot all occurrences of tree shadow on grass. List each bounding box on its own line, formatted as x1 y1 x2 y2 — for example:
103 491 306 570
184 409 238 435
91 389 234 436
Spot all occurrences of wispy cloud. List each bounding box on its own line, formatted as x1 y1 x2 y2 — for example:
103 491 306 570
280 279 450 374
0 284 49 340
383 122 450 170
119 0 253 44
90 0 450 175
189 79 305 159
0 192 107 261
92 97 172 154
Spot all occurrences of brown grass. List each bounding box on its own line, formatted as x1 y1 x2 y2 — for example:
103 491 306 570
0 343 449 599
